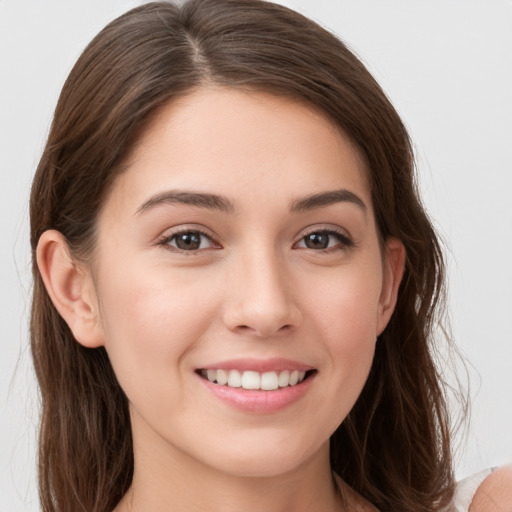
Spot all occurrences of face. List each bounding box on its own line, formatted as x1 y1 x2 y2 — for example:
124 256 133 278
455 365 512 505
87 88 401 478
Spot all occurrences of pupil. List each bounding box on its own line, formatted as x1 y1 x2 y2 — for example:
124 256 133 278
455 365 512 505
305 233 328 249
176 232 201 250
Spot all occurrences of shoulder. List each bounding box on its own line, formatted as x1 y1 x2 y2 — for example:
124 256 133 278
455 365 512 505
469 465 512 512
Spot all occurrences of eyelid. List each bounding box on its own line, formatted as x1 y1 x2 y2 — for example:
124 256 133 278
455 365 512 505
297 223 353 240
294 225 355 250
156 225 222 252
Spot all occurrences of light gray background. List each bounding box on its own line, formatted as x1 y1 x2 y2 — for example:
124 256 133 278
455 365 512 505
1 1 511 510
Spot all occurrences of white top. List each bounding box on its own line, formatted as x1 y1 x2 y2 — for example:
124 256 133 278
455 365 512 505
445 468 495 512
336 468 495 511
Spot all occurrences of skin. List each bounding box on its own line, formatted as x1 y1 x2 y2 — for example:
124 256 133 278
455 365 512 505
37 88 406 511
469 466 512 512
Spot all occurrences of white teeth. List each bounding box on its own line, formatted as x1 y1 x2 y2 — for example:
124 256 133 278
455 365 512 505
241 371 260 389
216 369 228 385
261 371 279 390
201 369 309 390
278 370 290 387
228 369 242 387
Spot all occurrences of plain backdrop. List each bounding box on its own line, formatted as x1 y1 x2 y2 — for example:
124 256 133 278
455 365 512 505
1 1 511 510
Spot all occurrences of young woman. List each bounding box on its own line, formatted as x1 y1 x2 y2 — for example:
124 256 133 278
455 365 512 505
29 1 511 511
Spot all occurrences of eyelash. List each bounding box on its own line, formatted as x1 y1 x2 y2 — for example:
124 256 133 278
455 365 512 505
158 227 355 254
157 228 220 253
294 228 355 253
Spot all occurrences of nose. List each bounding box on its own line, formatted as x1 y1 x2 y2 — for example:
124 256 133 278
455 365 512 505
222 248 303 338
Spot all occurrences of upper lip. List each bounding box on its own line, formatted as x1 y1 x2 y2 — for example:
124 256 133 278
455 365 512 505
198 358 315 373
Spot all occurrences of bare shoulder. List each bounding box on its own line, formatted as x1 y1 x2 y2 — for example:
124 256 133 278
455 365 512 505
469 466 512 511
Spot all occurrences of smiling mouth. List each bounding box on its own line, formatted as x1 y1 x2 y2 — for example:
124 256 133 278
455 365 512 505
197 369 316 391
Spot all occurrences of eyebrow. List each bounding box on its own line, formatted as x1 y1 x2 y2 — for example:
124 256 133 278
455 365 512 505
290 189 367 213
136 187 366 216
136 190 235 215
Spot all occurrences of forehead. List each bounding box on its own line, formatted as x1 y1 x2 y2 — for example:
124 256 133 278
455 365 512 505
106 87 371 215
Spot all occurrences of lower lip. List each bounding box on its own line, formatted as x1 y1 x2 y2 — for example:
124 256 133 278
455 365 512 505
198 373 315 413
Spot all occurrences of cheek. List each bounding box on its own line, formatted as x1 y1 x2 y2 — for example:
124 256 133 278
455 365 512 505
94 261 220 393
301 262 382 391
286 267 381 446
307 264 382 341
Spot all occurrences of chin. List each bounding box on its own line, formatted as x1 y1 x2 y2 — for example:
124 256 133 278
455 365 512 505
214 456 307 479
199 432 329 479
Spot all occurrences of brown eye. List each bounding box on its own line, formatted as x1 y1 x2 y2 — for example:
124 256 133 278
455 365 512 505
164 230 214 251
296 230 354 251
303 232 330 249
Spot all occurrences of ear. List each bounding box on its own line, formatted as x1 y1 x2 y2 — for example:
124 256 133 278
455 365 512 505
36 229 104 348
376 237 406 336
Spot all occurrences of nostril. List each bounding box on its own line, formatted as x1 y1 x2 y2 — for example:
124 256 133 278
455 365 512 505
235 322 294 337
223 298 302 337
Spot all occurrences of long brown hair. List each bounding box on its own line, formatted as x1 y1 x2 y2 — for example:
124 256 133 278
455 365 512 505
30 1 459 510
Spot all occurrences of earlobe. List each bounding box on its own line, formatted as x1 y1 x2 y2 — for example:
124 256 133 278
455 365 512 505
36 230 104 348
376 237 406 335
